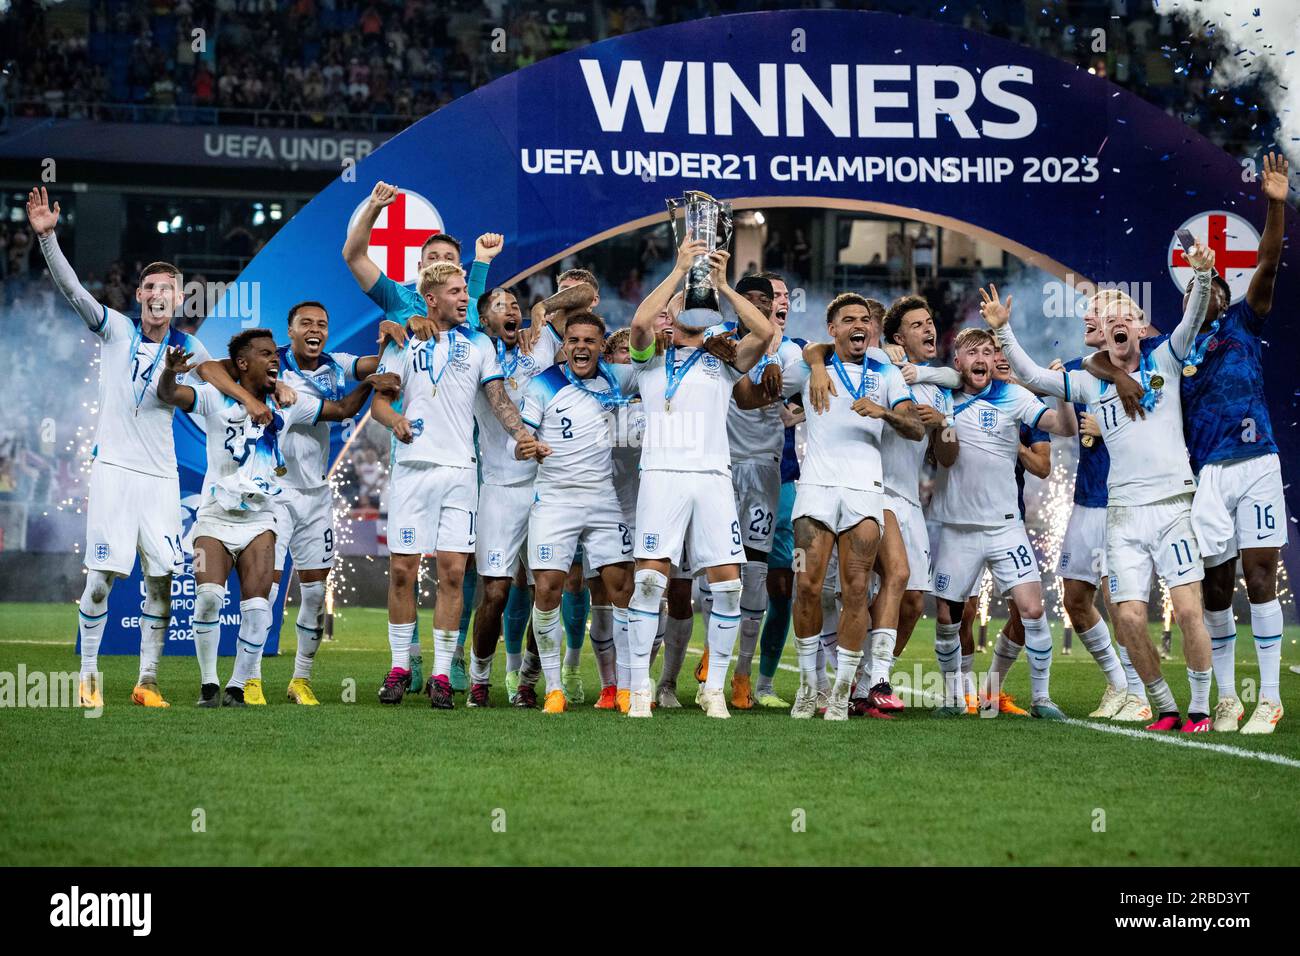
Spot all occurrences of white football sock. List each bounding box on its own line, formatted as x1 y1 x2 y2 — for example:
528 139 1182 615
652 605 666 669
1078 618 1125 691
388 621 415 670
293 580 326 680
1022 613 1053 703
138 574 170 685
613 605 634 690
795 634 820 689
1250 600 1283 702
629 570 666 693
658 614 692 687
520 651 541 686
588 605 616 689
834 646 863 698
530 607 564 693
1116 644 1145 698
506 651 522 675
960 652 976 699
192 582 225 687
78 571 113 680
986 631 1021 699
470 652 493 684
228 597 270 689
252 580 278 681
868 627 896 687
432 628 457 679
735 561 768 677
705 578 743 691
1204 606 1237 699
1187 666 1212 716
1146 677 1178 715
935 622 961 705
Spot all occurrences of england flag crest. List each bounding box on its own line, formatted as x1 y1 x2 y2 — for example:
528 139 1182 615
538 544 554 561
400 527 417 548
488 549 503 570
935 572 950 592
979 409 998 432
93 542 110 562
642 532 659 552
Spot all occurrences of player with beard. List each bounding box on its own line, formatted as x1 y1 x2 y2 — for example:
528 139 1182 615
28 187 275 709
785 294 924 720
627 240 775 718
928 327 1076 720
463 287 563 707
706 275 806 710
515 313 637 713
370 262 530 710
988 239 1219 731
155 332 380 706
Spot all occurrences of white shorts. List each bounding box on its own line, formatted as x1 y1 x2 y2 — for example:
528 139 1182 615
191 509 276 560
476 482 533 577
792 483 884 535
733 460 782 554
613 467 639 530
1106 494 1203 603
84 460 183 577
885 494 932 593
635 470 743 570
1192 454 1289 568
824 547 840 594
386 461 476 555
529 487 633 572
932 523 1040 602
1057 504 1108 586
273 485 336 572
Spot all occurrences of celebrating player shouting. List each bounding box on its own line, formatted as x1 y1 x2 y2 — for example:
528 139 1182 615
515 313 637 714
155 332 380 706
987 238 1218 732
626 239 775 719
370 262 529 709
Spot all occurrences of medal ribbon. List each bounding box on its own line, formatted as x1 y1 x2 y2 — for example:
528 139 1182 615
129 321 185 412
829 353 873 401
1137 349 1159 413
1182 317 1221 371
278 345 345 401
496 338 521 382
426 329 457 393
562 360 629 410
663 345 706 407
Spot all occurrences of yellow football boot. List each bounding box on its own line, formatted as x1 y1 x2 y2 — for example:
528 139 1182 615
616 688 630 714
131 682 170 708
243 678 267 706
78 675 103 709
542 689 567 713
286 677 320 706
693 647 709 683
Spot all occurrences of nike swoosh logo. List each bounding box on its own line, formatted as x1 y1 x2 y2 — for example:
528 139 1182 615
555 406 571 414
1016 570 1032 578
1257 534 1271 540
1177 567 1194 576
718 624 737 631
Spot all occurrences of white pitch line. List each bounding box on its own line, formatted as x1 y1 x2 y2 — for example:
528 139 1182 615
0 639 74 646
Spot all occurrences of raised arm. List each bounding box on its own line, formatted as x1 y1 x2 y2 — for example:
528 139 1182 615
980 286 1070 400
28 188 104 331
632 238 705 352
1246 152 1289 317
156 346 198 410
342 181 397 292
1170 242 1215 361
717 254 775 374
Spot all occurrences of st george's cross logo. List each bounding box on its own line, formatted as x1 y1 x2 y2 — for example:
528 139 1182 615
348 189 445 284
1167 210 1260 303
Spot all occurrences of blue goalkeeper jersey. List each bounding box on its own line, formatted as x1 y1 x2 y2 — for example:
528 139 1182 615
1015 422 1051 520
364 259 489 330
1179 299 1276 473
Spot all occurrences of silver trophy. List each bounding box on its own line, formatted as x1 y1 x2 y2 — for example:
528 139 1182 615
666 190 734 311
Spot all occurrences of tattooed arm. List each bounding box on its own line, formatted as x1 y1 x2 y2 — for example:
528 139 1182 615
483 378 529 443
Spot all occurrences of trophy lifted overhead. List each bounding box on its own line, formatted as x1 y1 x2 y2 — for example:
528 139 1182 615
666 190 734 312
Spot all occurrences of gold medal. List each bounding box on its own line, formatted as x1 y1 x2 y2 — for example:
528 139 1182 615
1081 435 1096 449
430 383 438 397
665 400 672 414
1149 374 1164 390
275 465 287 477
1182 365 1197 378
507 376 518 390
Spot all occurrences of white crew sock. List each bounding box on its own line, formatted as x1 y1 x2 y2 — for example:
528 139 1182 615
735 561 768 677
629 570 667 693
228 597 270 689
432 628 458 679
1147 677 1178 715
1204 606 1237 699
78 571 113 680
1250 600 1283 702
1117 644 1145 698
293 580 326 680
834 646 864 700
986 631 1022 699
388 621 415 670
138 575 170 685
795 634 820 689
658 614 692 687
530 607 564 693
705 578 743 691
470 652 493 684
935 622 961 705
1187 667 1212 716
589 605 616 689
868 628 896 687
1022 613 1053 703
192 583 225 687
1078 618 1125 691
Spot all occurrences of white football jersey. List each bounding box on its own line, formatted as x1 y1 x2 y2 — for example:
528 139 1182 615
377 325 503 467
521 363 635 491
929 380 1048 527
784 354 913 493
475 326 560 486
276 348 360 491
1061 340 1196 506
726 336 807 466
882 370 951 505
191 382 320 519
610 396 646 511
91 309 211 478
633 344 743 475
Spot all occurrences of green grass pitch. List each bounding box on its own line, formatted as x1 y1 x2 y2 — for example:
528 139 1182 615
1 602 1297 866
